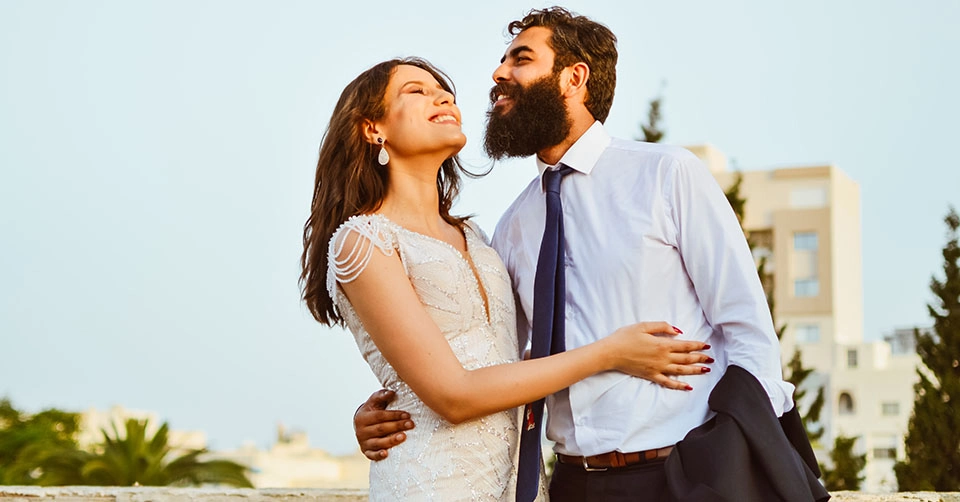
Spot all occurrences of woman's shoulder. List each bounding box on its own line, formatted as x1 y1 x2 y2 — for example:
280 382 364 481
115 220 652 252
461 218 491 245
330 214 399 254
326 214 400 298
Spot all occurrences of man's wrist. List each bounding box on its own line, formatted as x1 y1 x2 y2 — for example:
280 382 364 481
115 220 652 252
353 403 365 431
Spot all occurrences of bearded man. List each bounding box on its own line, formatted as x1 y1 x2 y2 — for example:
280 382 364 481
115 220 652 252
351 7 828 502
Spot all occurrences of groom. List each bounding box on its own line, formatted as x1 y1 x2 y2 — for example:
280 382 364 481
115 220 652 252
353 7 803 501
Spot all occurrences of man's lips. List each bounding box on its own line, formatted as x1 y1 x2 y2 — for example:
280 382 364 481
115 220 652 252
490 84 519 106
493 95 513 108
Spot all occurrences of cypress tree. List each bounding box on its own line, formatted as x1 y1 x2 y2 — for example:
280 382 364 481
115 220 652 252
894 207 960 491
638 96 665 143
820 435 866 490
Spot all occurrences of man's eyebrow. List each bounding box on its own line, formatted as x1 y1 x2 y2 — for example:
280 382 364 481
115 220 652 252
501 45 534 64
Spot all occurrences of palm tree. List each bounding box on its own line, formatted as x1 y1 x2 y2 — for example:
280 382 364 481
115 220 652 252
42 418 252 487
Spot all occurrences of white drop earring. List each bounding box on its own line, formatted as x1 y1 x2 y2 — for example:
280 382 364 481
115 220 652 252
377 137 390 166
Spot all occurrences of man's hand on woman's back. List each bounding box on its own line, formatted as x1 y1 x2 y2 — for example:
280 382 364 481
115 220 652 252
354 389 415 461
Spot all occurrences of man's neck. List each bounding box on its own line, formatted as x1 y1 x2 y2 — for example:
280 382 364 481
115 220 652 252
536 115 596 166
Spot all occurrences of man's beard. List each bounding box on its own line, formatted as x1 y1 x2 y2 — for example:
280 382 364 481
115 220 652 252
483 72 572 160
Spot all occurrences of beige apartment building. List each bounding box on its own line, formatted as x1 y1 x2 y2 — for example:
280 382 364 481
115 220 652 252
689 144 920 492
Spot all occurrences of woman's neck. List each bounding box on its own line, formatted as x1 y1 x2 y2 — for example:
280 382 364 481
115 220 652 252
378 160 446 235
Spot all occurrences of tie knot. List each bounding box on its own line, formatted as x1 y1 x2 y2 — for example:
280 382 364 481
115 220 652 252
543 165 574 194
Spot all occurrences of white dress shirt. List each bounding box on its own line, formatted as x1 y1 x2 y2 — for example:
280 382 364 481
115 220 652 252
491 121 795 457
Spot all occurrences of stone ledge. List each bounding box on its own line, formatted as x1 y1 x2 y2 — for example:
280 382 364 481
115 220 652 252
0 487 367 501
1 487 958 501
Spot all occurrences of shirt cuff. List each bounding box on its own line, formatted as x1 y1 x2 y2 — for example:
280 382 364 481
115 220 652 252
759 377 796 417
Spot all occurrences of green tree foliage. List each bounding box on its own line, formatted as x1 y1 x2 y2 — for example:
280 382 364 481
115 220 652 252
820 435 866 491
724 171 746 228
638 95 665 143
723 173 824 442
784 350 825 442
894 206 960 491
74 419 253 487
0 398 81 485
0 400 253 488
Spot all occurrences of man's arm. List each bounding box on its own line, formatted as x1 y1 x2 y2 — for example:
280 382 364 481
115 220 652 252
668 153 795 415
353 389 414 461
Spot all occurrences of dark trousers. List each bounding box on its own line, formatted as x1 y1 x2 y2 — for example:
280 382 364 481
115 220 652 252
548 457 668 502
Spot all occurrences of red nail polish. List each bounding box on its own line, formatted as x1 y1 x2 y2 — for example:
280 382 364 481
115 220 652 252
685 385 694 391
701 366 711 373
703 344 711 350
672 326 683 334
706 357 715 363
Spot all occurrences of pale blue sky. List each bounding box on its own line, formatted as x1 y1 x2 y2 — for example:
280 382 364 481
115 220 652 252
1 1 957 455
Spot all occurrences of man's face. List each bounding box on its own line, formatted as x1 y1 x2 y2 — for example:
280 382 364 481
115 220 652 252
484 26 572 160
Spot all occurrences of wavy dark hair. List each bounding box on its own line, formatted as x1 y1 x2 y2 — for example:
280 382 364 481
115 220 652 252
301 57 467 325
508 6 618 123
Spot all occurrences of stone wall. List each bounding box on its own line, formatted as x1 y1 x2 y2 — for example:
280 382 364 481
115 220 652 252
1 487 959 501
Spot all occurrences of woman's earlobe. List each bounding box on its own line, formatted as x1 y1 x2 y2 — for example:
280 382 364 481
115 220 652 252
362 120 382 145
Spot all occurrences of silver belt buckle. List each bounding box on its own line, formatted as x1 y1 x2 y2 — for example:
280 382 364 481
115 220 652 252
582 456 608 472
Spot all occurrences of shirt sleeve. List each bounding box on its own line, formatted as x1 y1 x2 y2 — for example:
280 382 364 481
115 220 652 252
491 216 530 357
665 154 795 416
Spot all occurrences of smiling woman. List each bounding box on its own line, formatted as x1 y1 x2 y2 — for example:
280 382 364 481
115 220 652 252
297 57 710 501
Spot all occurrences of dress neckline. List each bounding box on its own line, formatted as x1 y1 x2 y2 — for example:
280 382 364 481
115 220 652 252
365 213 492 324
365 213 475 261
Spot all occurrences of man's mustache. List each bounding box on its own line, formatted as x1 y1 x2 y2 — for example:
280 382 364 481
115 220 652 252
489 82 522 105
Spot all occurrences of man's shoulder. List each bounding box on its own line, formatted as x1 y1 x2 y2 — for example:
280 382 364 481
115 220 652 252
605 137 702 168
491 175 541 248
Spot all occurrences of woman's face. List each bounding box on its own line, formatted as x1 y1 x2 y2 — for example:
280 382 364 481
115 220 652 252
375 64 466 162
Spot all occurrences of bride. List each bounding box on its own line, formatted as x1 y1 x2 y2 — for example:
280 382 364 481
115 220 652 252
300 58 709 501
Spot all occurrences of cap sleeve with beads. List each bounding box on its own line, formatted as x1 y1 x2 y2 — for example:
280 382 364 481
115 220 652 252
325 215 398 301
462 219 491 245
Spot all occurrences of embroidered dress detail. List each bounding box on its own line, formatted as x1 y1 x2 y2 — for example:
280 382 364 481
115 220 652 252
325 214 545 501
325 215 397 303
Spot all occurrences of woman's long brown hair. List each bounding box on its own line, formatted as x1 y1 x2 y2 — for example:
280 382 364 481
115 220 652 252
300 58 468 326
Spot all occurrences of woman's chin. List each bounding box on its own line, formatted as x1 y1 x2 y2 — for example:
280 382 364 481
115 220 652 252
444 135 468 157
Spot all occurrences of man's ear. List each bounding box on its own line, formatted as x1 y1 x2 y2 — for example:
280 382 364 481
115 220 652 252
362 119 383 145
561 62 590 99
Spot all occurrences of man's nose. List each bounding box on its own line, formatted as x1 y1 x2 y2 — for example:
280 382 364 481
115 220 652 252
492 61 510 83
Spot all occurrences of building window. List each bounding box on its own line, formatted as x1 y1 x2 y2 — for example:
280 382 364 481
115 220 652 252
794 279 820 297
792 232 819 298
794 232 819 250
847 349 858 368
881 402 900 416
839 392 855 415
795 324 821 344
872 434 898 461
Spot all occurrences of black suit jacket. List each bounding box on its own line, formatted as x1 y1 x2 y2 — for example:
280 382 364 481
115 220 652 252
664 365 830 502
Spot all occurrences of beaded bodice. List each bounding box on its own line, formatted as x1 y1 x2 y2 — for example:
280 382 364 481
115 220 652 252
328 214 540 501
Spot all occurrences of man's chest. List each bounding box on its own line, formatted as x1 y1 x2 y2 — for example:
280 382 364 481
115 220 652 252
505 190 682 322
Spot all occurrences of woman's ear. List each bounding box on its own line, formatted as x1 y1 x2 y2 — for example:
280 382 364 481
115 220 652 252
362 119 383 145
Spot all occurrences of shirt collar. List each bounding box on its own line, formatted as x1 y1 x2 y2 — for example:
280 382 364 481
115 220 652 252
536 121 611 190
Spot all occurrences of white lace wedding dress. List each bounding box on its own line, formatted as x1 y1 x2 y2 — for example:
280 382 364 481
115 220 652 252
327 214 547 501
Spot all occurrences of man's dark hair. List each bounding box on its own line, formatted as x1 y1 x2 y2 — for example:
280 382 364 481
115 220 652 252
508 6 618 123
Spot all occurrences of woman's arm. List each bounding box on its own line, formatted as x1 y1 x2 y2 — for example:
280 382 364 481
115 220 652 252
340 231 710 425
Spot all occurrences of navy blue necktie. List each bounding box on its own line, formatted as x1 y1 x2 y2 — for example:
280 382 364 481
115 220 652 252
516 165 574 502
